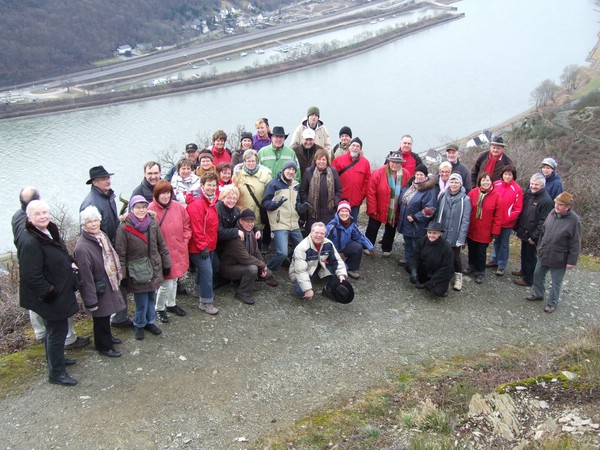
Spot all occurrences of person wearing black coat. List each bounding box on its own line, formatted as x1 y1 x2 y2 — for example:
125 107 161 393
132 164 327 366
19 200 80 386
409 222 454 297
513 173 554 287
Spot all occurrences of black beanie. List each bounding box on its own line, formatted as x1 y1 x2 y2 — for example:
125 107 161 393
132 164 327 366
339 126 352 138
415 163 428 176
350 137 362 148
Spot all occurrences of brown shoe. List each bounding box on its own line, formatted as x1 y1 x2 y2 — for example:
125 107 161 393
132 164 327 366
511 269 523 277
513 278 531 287
495 268 505 276
265 276 278 287
544 304 557 313
525 294 543 302
486 260 498 268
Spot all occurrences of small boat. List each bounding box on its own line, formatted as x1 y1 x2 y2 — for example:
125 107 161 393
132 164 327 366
255 49 264 54
240 52 248 57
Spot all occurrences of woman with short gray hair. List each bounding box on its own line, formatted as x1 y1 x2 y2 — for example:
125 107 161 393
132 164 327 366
74 206 126 358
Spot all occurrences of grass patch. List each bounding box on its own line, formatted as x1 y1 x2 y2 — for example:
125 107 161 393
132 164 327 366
92 57 122 67
255 326 600 449
0 342 46 398
577 76 600 97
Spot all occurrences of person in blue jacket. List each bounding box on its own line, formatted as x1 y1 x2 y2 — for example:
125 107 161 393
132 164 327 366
325 200 374 279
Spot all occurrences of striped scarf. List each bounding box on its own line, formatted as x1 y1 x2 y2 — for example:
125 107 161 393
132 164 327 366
475 186 492 219
387 166 402 226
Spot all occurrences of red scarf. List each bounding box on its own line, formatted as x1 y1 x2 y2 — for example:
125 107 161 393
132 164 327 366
483 152 500 178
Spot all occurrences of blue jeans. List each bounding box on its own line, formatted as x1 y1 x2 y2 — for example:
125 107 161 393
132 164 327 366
532 262 566 307
491 227 512 269
133 291 156 328
189 251 218 303
403 235 417 264
268 229 303 272
350 206 360 224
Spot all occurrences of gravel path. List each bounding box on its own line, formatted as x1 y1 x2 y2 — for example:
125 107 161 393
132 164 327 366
2 242 599 449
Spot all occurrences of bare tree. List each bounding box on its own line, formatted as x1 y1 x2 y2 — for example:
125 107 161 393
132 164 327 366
560 64 580 93
530 79 560 109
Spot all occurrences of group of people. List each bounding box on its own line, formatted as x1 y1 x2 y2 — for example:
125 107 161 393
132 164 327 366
14 105 581 387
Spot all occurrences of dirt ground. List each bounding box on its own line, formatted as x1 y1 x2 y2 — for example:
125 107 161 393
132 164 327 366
2 232 599 449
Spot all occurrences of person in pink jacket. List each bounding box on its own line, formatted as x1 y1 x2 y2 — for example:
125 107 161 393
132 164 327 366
487 165 523 276
365 151 410 257
148 180 191 324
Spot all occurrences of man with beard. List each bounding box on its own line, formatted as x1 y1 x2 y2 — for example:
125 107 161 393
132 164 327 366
292 128 323 175
332 137 371 223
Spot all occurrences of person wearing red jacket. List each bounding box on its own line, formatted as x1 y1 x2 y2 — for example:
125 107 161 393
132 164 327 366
397 134 423 178
332 137 371 223
487 165 523 276
365 151 410 257
210 129 232 166
186 171 220 315
465 172 502 284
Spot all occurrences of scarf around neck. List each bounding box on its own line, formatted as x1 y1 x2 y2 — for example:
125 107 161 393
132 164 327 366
475 186 492 219
91 231 123 291
308 166 335 219
387 165 402 226
129 213 150 232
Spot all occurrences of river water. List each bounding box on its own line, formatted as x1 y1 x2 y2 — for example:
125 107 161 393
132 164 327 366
1 0 598 253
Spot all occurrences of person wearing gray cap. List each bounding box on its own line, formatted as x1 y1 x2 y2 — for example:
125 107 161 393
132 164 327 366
290 106 331 153
540 157 564 199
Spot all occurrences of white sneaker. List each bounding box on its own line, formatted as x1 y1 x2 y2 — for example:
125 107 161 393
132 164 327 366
363 249 371 256
382 252 391 258
199 302 219 315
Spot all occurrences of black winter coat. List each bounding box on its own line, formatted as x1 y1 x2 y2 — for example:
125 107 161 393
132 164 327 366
514 188 554 243
410 235 454 289
18 222 79 321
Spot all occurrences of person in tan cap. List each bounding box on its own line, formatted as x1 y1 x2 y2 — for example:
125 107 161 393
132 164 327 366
525 192 581 313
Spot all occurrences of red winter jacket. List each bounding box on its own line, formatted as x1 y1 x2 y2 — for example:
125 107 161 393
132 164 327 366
186 190 218 253
366 164 410 224
493 179 523 229
332 152 371 207
467 187 502 244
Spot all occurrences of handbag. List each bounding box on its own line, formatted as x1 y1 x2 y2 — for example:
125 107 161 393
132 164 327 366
127 256 153 283
124 225 154 283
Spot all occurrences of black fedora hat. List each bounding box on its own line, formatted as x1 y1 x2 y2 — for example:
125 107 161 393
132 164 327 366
86 165 114 184
489 136 506 147
425 222 445 233
269 126 289 139
333 279 354 304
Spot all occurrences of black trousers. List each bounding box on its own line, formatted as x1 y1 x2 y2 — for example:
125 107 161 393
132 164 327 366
43 318 68 379
93 315 114 351
467 238 488 276
520 240 537 285
416 266 450 297
365 218 396 253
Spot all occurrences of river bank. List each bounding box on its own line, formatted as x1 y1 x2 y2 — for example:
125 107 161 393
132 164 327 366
0 9 462 121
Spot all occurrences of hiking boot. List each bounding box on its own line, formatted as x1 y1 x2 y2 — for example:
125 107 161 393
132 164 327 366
265 276 278 287
235 292 256 305
485 260 498 268
495 268 505 277
453 273 463 291
199 302 219 315
156 310 170 323
513 278 531 287
166 305 187 316
135 327 145 340
544 304 557 313
144 323 162 335
511 269 523 277
475 274 484 284
347 271 360 280
525 294 544 302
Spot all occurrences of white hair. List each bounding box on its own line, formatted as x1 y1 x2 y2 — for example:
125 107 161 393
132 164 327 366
80 205 102 223
26 199 49 218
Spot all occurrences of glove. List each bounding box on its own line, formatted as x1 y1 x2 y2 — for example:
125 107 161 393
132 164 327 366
409 270 418 285
273 197 288 208
163 267 171 277
456 241 465 247
296 202 311 214
200 248 210 260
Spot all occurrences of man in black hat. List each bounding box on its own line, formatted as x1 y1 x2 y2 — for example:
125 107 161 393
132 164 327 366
165 143 200 181
80 165 132 327
289 222 348 302
409 222 454 297
470 136 514 186
219 208 277 305
257 125 301 182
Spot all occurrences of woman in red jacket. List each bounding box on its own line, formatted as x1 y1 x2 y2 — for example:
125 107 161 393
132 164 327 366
365 151 410 257
487 165 523 276
186 171 220 315
465 172 502 284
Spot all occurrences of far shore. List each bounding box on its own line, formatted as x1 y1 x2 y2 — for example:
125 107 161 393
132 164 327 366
0 10 462 121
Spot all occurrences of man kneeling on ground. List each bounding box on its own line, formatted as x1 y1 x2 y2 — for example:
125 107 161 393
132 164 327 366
409 222 454 297
219 209 277 305
289 222 348 301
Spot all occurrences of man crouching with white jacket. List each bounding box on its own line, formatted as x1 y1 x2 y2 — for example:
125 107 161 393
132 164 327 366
289 222 347 301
